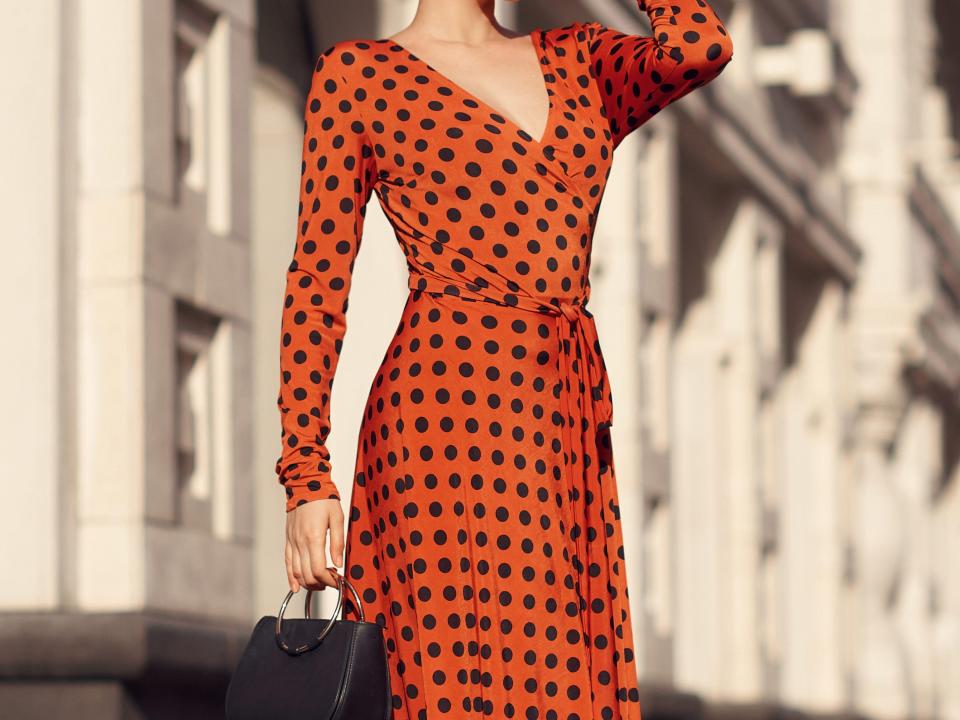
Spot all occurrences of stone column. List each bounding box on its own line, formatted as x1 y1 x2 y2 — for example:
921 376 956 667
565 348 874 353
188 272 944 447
779 276 850 710
0 0 259 716
0 0 67 612
672 184 766 702
851 409 908 718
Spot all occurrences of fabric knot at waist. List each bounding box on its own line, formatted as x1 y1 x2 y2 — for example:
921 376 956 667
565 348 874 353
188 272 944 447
558 300 581 322
542 298 614 431
407 273 614 431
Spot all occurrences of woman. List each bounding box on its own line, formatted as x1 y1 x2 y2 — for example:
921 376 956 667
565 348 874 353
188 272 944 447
276 0 732 717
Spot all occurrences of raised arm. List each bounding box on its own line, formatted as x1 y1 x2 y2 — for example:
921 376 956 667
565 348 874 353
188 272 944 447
583 0 734 149
275 44 378 513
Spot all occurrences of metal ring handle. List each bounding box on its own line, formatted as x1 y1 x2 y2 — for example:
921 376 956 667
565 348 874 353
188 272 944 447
306 571 365 623
274 567 365 655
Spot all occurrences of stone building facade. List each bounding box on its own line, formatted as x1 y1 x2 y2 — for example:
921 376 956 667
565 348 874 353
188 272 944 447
1 0 958 718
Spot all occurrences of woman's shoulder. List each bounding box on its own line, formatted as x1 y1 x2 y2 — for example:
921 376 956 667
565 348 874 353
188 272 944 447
308 37 395 86
536 21 603 52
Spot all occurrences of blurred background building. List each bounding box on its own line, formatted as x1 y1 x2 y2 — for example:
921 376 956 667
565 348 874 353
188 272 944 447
1 0 959 717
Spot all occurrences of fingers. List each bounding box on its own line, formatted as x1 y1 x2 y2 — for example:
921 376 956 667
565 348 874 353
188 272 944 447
285 499 343 592
298 533 321 589
285 539 299 593
329 507 345 569
307 524 337 589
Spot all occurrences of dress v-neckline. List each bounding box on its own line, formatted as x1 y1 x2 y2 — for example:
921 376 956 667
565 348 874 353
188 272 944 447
380 29 554 148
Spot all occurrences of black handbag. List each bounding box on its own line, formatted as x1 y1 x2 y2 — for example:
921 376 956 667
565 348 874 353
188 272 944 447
225 567 391 720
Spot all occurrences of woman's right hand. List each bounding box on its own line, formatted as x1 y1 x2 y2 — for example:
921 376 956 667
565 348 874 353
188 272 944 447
285 498 345 593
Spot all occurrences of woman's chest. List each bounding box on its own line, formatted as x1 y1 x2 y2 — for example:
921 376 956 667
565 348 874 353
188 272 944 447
359 29 614 195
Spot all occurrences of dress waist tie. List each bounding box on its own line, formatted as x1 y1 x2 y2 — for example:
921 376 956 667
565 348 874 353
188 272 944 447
406 275 614 431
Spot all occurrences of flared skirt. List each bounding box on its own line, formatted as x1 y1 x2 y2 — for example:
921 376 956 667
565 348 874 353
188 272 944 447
342 288 642 719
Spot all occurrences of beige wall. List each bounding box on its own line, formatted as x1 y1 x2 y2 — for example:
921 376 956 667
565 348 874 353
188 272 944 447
0 0 64 611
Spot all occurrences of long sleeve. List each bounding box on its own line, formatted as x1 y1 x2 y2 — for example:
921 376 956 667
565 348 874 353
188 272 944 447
583 0 734 149
275 44 378 513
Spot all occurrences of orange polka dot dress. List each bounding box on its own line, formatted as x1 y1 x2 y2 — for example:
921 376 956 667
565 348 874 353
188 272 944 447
275 2 732 718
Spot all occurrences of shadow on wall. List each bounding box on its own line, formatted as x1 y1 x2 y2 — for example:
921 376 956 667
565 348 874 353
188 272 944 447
932 0 960 146
256 0 382 96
